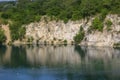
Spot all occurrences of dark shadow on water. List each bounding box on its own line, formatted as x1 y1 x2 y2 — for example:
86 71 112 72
0 45 7 55
10 45 28 68
74 45 86 59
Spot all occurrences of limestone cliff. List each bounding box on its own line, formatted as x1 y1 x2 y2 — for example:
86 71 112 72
25 14 120 47
26 17 81 44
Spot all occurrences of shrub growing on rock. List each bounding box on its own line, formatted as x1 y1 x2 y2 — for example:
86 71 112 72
27 37 34 43
91 17 104 31
74 27 85 44
63 40 67 44
105 20 112 31
105 20 112 27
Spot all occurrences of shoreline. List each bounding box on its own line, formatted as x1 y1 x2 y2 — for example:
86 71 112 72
1 42 120 48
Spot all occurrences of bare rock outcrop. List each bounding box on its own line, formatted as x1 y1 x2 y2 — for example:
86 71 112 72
25 15 120 46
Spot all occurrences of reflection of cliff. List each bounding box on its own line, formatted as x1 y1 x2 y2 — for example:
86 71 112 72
0 44 120 72
80 46 120 76
81 46 120 61
3 46 11 63
0 45 27 67
0 46 11 65
26 45 81 66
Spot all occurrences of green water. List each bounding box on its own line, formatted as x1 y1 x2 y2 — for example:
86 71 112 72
0 45 120 80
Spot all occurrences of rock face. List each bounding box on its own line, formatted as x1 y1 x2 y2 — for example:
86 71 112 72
25 14 120 46
81 14 120 46
1 24 11 44
26 19 82 44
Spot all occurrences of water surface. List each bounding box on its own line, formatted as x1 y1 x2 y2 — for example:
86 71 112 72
0 45 120 80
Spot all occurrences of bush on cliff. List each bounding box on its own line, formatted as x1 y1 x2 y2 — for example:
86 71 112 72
91 17 104 32
105 20 112 27
105 20 112 31
74 27 85 44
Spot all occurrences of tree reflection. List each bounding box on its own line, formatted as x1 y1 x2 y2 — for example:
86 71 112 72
74 45 86 59
10 45 28 68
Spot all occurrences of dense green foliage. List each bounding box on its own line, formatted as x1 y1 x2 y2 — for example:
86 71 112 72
91 17 104 31
0 0 119 41
10 22 26 41
0 28 6 44
74 27 85 44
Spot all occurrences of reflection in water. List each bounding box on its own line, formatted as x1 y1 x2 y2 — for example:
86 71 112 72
0 45 120 68
0 45 11 66
26 45 81 67
0 45 120 80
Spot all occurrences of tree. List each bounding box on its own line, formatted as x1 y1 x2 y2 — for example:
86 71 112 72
80 0 103 17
